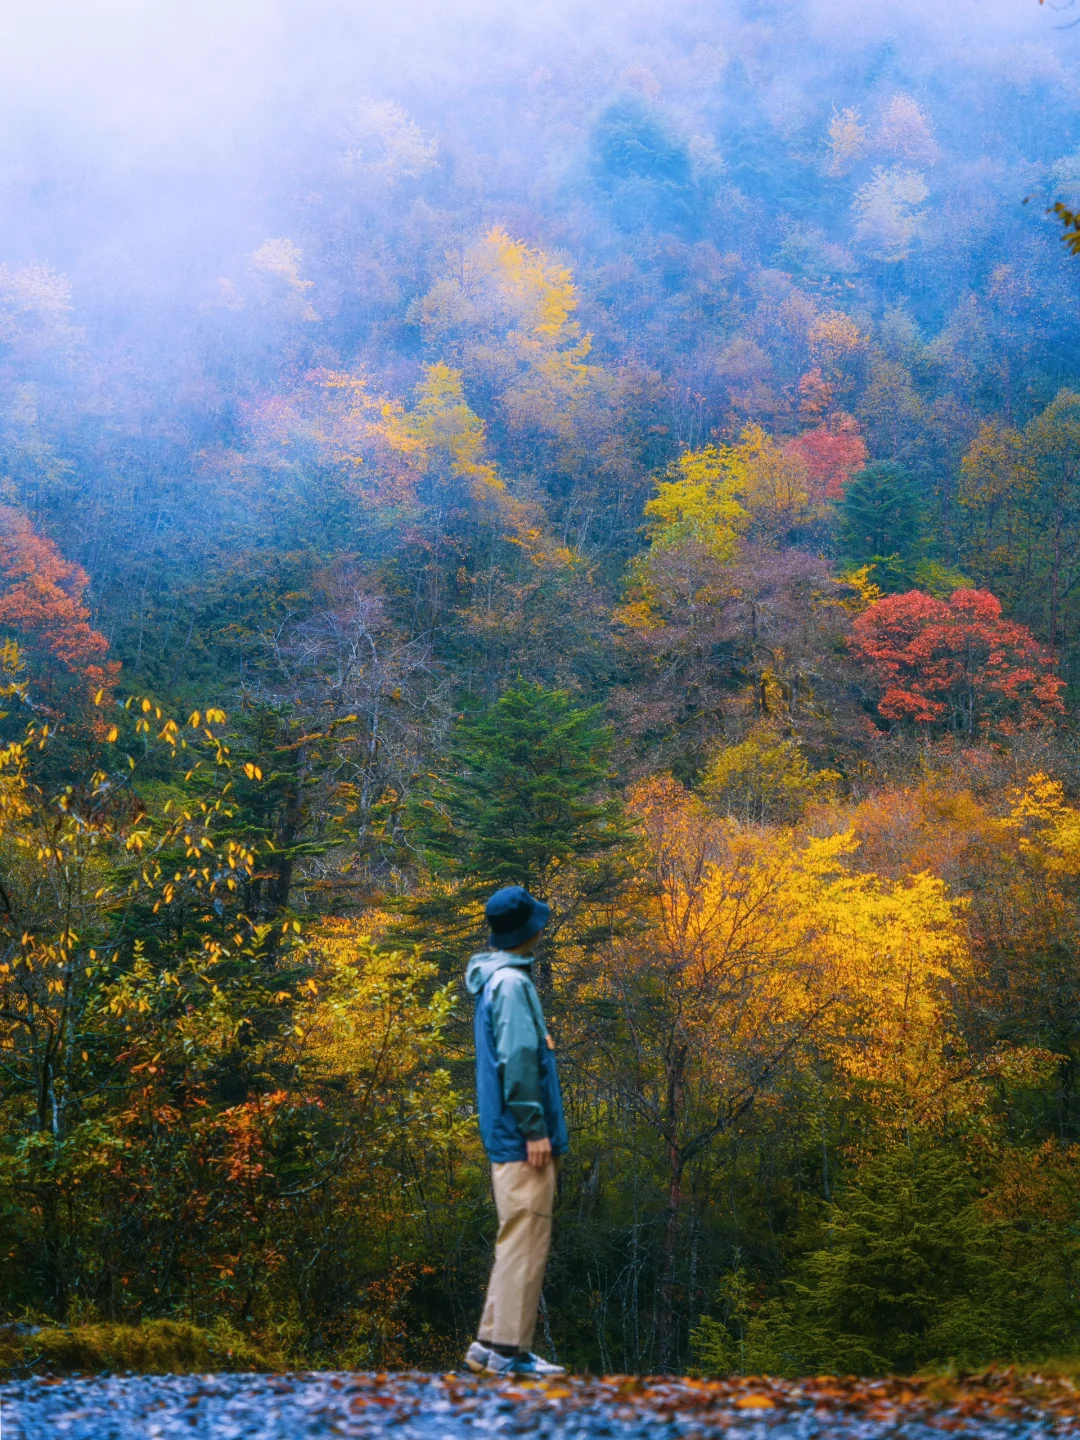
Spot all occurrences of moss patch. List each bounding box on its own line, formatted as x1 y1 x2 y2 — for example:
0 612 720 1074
0 1319 278 1376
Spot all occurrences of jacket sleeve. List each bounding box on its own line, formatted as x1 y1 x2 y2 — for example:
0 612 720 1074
489 971 548 1141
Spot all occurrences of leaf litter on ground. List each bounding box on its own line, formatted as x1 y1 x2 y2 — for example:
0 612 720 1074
4 1367 1080 1440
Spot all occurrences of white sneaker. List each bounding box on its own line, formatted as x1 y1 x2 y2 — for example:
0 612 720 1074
464 1341 566 1376
516 1352 566 1376
465 1340 491 1373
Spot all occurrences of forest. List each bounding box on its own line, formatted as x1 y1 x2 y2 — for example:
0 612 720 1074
4 0 1080 1378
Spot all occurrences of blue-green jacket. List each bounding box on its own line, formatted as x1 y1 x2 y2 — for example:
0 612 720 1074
466 951 569 1163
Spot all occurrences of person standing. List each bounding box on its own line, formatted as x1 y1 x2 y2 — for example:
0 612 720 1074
464 885 568 1376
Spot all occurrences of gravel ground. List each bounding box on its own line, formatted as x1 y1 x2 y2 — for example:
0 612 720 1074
3 1370 1079 1440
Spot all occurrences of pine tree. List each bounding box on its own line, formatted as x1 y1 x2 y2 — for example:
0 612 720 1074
404 680 632 970
839 460 923 589
740 1140 1080 1376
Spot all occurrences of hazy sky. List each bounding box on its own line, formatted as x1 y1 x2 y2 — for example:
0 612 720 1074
0 0 1074 167
0 0 1075 297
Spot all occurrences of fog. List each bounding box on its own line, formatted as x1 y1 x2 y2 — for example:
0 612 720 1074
1 1 1077 270
0 0 1077 688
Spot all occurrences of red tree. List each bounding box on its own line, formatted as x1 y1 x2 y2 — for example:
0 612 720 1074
786 413 868 501
850 588 1064 734
0 507 118 704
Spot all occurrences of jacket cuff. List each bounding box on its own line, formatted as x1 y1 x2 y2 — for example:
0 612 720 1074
509 1104 548 1141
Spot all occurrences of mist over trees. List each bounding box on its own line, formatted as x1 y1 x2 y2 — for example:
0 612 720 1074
3 0 1080 1375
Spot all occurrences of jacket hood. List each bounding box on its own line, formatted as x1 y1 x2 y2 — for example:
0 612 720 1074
466 949 532 996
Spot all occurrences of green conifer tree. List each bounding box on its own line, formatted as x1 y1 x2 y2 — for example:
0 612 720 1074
403 680 632 971
735 1140 1080 1376
839 460 924 590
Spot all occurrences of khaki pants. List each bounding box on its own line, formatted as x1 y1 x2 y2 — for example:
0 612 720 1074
477 1160 555 1351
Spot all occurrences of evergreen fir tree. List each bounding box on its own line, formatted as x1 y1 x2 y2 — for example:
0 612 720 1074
839 461 924 589
739 1140 1080 1377
403 680 632 971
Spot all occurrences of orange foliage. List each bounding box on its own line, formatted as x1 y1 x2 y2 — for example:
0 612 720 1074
0 507 118 701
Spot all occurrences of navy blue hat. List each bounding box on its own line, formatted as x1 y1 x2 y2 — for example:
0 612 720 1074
485 885 551 951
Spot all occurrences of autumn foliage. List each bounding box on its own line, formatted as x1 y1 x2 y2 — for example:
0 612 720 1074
0 506 118 703
850 588 1065 733
786 414 868 501
7 41 1080 1381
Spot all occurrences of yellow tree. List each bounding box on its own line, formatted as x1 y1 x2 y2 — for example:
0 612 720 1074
0 683 263 1312
733 425 818 543
579 775 969 1367
639 444 748 560
414 226 591 390
807 311 867 410
410 227 642 542
630 424 824 566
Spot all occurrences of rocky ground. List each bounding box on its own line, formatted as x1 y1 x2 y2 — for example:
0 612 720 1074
4 1369 1080 1440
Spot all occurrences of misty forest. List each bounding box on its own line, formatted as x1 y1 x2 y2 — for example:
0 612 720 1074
7 0 1080 1378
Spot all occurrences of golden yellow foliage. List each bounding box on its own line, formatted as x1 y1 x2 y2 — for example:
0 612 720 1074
624 776 972 1131
733 424 816 540
318 370 426 475
415 226 591 385
412 226 598 462
832 563 884 615
812 859 968 1119
292 920 457 1124
482 226 589 364
405 363 504 498
826 106 868 175
641 444 748 560
245 368 426 513
808 311 866 369
635 421 827 569
1003 772 1080 876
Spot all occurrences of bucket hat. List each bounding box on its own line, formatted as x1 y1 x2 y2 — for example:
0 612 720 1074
485 885 551 951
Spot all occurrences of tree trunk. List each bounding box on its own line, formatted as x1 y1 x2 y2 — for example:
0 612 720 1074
656 1144 685 1373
